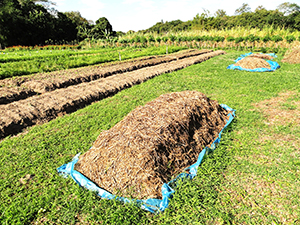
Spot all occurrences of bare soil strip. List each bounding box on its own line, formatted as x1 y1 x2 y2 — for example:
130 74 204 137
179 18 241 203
0 49 212 104
0 50 225 139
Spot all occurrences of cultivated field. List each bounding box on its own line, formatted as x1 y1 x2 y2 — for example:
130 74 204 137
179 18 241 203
0 49 225 138
0 46 299 224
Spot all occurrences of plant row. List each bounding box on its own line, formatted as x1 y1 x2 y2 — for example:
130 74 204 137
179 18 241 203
116 34 300 44
0 46 187 79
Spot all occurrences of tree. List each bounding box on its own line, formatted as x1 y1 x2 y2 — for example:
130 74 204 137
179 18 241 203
277 2 300 15
92 17 113 39
255 5 266 12
201 8 212 18
64 11 89 27
235 3 251 15
215 9 227 17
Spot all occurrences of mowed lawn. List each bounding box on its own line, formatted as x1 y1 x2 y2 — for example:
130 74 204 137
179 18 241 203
0 50 299 224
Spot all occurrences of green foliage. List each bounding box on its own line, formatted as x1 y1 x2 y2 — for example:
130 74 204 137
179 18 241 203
0 0 78 47
147 35 155 42
92 17 113 39
235 37 244 43
0 46 188 79
226 36 235 42
168 35 176 42
155 37 161 43
145 20 191 33
213 36 225 42
285 35 296 43
245 34 260 42
271 35 283 42
133 36 141 43
162 36 169 43
261 35 271 43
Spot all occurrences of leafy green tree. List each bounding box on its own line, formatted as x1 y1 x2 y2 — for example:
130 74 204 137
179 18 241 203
215 9 227 17
255 5 266 12
92 17 113 39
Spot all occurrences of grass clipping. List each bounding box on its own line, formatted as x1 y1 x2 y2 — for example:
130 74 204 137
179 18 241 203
234 57 271 69
75 91 230 199
282 48 300 64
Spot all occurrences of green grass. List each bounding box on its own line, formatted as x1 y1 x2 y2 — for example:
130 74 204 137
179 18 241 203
0 46 187 79
0 50 300 224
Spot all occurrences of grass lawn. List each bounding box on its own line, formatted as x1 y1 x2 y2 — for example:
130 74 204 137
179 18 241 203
0 50 299 224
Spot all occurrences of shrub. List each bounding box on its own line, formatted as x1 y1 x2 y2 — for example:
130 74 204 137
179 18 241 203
155 37 161 42
168 35 176 42
245 34 260 42
261 35 271 43
285 35 296 43
134 36 141 43
147 35 155 42
271 35 283 42
140 36 147 43
176 36 182 42
162 36 169 43
226 36 235 42
235 37 244 44
214 36 225 42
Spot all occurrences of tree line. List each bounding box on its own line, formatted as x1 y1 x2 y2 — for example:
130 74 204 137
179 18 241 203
144 2 300 34
0 0 115 48
1 1 300 48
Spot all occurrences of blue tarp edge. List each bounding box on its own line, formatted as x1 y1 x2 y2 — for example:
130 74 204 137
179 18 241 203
57 104 236 213
227 52 280 72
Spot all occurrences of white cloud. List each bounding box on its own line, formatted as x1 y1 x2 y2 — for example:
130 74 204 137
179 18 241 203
54 0 67 7
78 0 105 22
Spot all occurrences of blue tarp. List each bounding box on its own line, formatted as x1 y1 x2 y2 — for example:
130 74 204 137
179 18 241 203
227 52 280 72
57 104 235 213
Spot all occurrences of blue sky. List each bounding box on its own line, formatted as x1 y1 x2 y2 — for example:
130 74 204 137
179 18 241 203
53 0 300 32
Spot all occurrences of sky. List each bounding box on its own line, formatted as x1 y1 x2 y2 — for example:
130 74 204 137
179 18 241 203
53 0 300 32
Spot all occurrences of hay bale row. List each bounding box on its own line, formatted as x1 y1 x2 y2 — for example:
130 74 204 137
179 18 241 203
0 50 225 139
234 57 271 69
75 91 230 199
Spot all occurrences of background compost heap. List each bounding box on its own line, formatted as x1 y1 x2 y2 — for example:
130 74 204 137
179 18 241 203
234 57 271 69
75 91 230 199
281 48 300 64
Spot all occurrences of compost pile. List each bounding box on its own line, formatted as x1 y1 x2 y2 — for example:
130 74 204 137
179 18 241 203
281 48 300 64
75 91 230 199
234 57 271 69
247 53 274 60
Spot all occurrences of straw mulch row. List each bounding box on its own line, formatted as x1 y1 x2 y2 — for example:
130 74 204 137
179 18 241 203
234 57 271 69
75 91 231 199
281 48 300 64
0 50 226 139
0 49 212 104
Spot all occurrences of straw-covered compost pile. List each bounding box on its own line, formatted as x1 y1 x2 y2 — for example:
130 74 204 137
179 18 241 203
75 91 230 199
234 57 271 69
282 48 300 64
247 53 274 60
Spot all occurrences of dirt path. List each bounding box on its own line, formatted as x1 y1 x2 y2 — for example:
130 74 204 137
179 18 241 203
0 50 225 139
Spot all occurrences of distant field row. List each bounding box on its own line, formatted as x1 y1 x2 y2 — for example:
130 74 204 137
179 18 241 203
0 46 188 79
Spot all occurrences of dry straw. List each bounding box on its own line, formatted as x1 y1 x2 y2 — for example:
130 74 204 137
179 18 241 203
247 53 274 60
75 91 230 199
234 57 271 69
282 48 300 64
